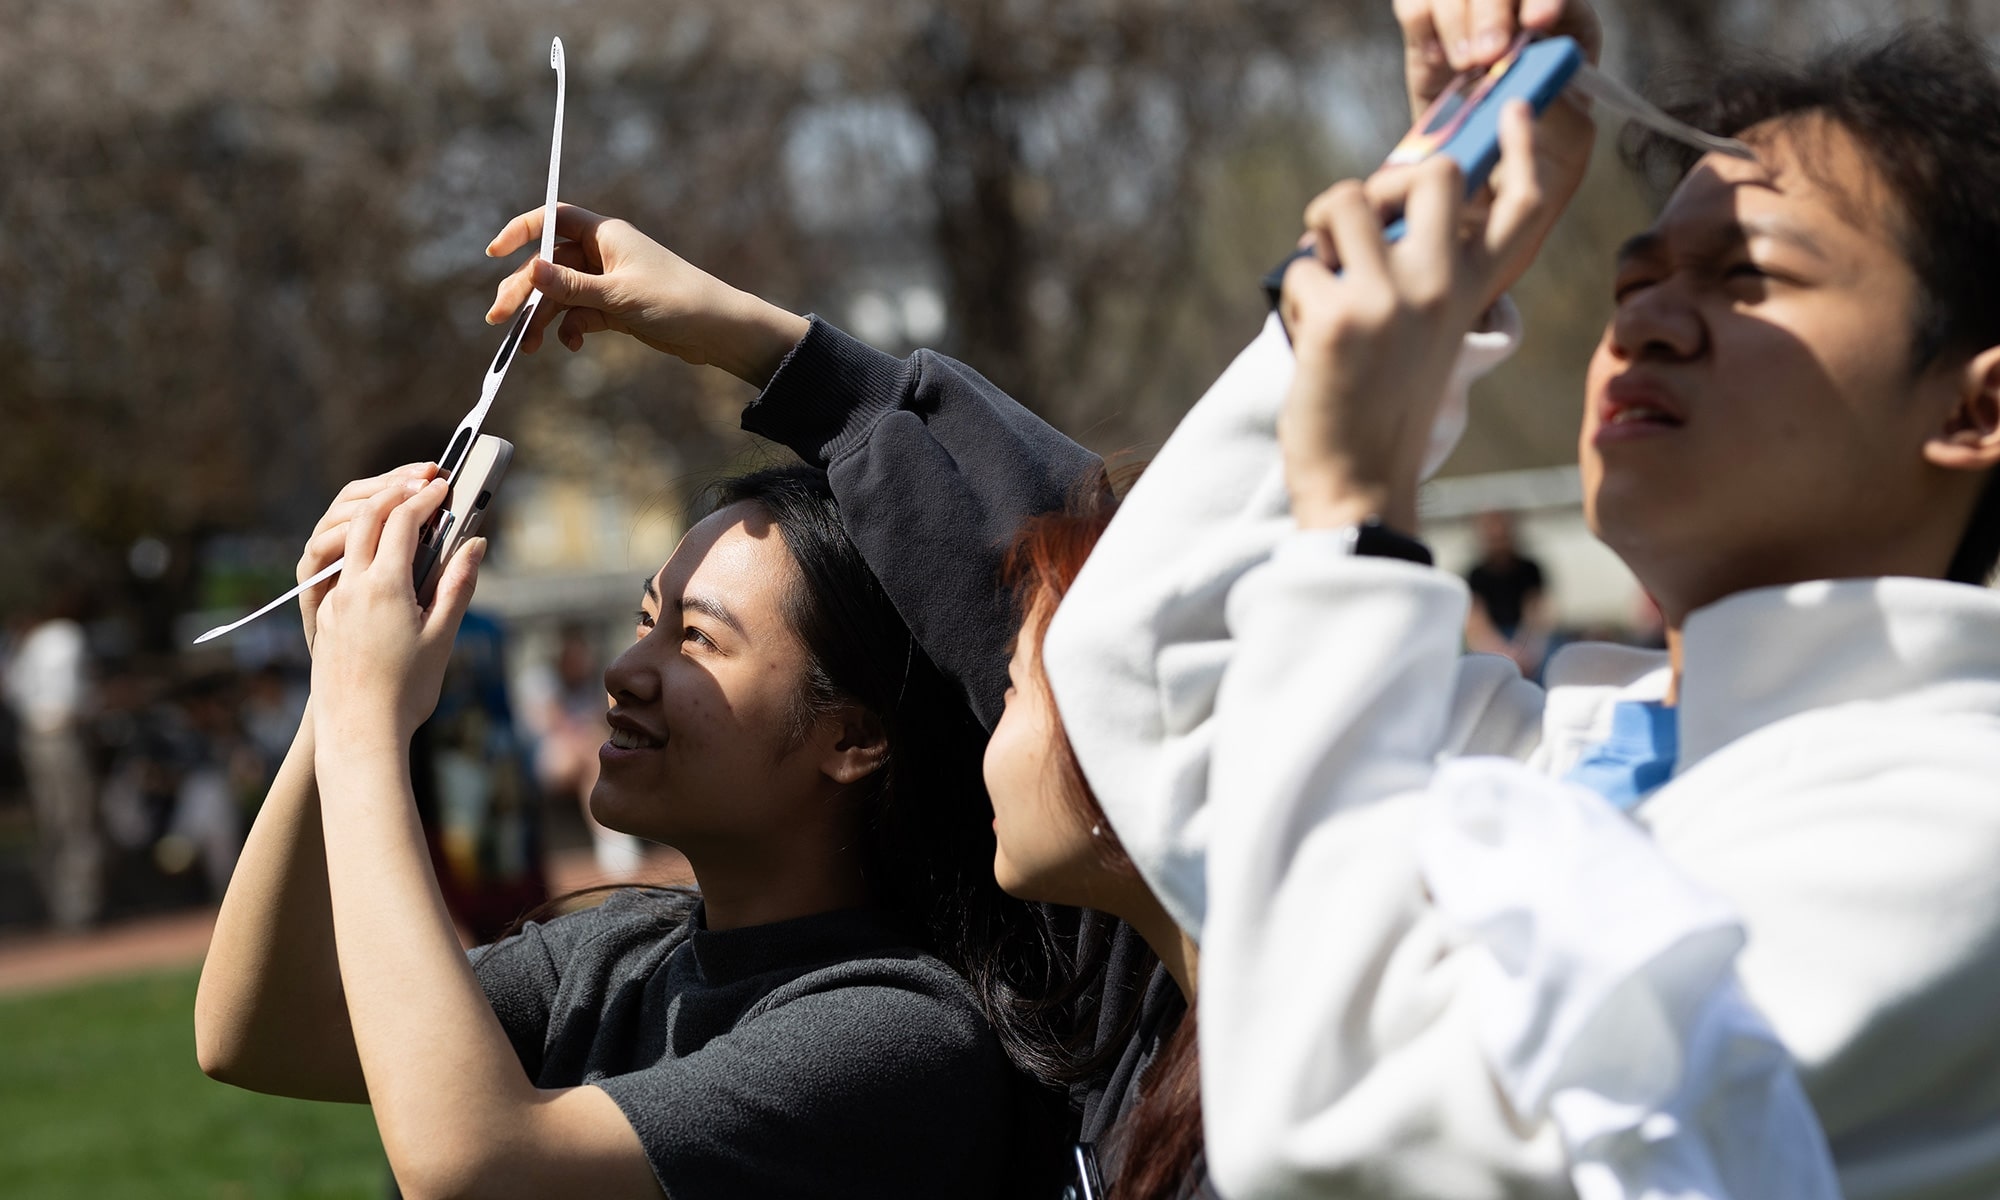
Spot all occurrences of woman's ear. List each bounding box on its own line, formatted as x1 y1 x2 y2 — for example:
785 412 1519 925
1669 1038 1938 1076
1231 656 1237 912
1927 345 2000 473
819 705 889 786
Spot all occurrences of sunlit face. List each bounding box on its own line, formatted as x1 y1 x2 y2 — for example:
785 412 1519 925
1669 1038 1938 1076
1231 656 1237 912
982 604 1119 910
589 502 827 850
1581 116 1965 621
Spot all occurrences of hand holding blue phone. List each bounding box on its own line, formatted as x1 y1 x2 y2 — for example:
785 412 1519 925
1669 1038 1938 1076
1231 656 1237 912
1262 34 1753 311
1262 35 1584 308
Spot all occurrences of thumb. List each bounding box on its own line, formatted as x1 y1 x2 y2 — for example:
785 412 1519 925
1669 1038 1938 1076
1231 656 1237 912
532 258 618 312
425 537 486 640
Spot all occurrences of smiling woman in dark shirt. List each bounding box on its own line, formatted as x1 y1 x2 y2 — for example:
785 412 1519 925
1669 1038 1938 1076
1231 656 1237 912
460 202 1216 1195
459 465 1055 1196
195 454 1080 1197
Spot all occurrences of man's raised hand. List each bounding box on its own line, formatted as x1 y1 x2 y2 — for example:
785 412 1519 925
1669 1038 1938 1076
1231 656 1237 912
1393 0 1603 118
1280 101 1572 532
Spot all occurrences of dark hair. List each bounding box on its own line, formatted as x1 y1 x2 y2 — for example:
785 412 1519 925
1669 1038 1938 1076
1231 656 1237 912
708 466 1089 1098
1636 26 2000 584
492 462 1087 1142
1004 491 1205 1200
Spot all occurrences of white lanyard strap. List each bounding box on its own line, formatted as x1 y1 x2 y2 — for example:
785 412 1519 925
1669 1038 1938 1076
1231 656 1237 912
438 35 567 477
1570 62 1755 162
197 38 567 645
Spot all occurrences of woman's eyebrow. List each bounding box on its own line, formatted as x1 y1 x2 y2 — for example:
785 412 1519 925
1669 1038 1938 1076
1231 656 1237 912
641 575 660 605
681 593 745 636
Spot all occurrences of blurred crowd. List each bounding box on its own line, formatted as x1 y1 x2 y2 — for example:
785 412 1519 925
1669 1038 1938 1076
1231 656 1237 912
0 591 280 932
0 506 1655 940
0 591 642 943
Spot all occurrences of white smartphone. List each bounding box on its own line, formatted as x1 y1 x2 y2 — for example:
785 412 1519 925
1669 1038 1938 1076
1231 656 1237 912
413 434 512 607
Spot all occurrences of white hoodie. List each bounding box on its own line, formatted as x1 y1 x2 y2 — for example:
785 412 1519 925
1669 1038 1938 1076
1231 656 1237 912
1041 312 2000 1198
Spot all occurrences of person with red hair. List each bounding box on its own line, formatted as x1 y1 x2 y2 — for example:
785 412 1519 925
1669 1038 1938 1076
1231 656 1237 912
987 495 1210 1199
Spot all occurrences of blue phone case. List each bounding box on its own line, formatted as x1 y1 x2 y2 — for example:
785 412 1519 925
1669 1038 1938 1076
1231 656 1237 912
1262 36 1585 308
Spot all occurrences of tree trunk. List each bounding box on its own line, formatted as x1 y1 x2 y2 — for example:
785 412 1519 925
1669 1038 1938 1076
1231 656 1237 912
907 4 1035 404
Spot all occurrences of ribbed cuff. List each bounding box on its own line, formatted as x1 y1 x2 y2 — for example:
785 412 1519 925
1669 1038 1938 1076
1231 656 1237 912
739 315 912 467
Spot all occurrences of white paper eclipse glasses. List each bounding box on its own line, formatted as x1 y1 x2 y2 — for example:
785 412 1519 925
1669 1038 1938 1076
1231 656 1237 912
196 38 567 645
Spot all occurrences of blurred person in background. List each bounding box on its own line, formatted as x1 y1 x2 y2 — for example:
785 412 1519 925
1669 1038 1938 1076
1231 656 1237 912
1463 509 1553 675
2 584 104 930
98 669 263 909
0 633 24 824
239 663 309 780
519 623 641 877
161 673 257 899
416 607 548 945
97 667 186 890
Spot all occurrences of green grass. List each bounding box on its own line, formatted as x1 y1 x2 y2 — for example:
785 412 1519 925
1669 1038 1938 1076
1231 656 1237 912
0 968 388 1199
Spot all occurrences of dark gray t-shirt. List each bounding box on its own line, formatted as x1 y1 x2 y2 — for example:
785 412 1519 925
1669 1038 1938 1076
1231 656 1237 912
469 890 1013 1199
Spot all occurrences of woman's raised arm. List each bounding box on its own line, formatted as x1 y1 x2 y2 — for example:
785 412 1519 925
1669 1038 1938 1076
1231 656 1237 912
194 702 367 1101
484 202 807 386
306 481 661 1199
486 206 1104 727
194 463 440 1101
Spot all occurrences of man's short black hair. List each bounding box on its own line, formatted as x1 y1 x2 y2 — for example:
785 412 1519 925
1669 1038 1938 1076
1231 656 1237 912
1639 26 2000 585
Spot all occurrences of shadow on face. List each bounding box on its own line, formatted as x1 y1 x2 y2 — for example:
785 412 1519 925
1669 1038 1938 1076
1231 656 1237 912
1579 115 1974 622
588 501 828 854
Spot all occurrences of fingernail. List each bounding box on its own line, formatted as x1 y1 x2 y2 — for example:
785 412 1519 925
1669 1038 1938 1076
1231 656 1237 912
1422 38 1447 65
1478 30 1508 58
1453 39 1473 64
406 479 424 492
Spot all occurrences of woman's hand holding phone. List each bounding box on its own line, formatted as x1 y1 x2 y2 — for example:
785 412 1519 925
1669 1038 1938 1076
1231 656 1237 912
484 204 810 388
308 476 484 747
293 463 438 654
